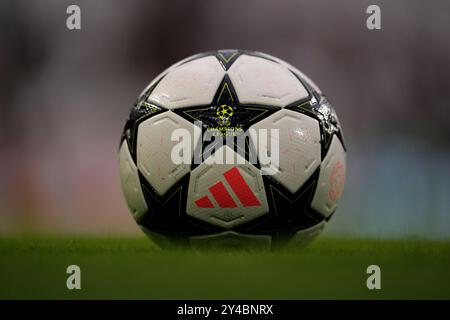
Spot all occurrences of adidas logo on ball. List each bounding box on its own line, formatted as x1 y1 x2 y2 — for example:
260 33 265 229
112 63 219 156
195 167 261 209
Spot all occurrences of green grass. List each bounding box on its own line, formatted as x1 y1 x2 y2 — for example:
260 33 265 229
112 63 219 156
1 236 450 299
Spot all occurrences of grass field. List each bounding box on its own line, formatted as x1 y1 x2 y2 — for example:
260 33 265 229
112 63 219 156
1 236 450 299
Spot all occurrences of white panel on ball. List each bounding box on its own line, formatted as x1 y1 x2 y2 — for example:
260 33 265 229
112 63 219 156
137 111 199 196
190 231 272 250
138 53 209 100
119 141 148 221
148 56 225 109
187 145 269 229
249 109 321 193
289 221 326 247
228 54 309 107
256 52 323 95
311 135 346 218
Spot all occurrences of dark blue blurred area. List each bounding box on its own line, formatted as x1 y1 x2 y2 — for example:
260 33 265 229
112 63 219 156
0 0 449 237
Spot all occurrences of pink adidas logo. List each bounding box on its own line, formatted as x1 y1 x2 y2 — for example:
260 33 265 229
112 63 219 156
195 167 261 208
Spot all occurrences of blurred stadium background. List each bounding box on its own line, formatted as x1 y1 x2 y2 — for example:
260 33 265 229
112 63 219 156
0 0 449 238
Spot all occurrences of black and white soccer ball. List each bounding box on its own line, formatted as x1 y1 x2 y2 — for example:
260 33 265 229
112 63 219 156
119 50 346 249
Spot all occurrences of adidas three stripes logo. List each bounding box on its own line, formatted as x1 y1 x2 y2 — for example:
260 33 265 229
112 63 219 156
195 167 261 208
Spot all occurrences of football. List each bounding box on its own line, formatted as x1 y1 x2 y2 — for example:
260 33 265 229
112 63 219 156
119 50 346 249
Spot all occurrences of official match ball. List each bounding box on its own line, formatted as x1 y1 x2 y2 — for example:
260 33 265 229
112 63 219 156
119 50 346 249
